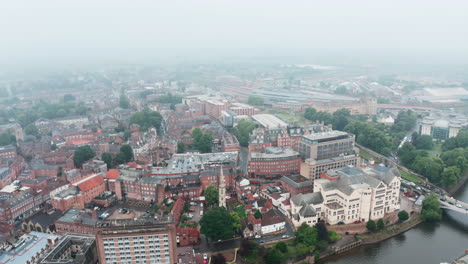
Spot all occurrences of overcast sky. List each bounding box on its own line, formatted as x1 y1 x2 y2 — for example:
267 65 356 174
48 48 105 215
1 0 467 69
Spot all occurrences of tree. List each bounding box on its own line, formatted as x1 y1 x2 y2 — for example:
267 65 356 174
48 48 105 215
421 194 442 222
176 142 186 153
265 248 283 264
233 120 256 147
397 142 417 167
440 166 461 188
254 210 262 219
192 129 213 153
102 152 112 169
275 241 288 253
211 253 226 264
200 207 234 240
231 212 241 230
120 144 133 162
73 145 95 168
119 94 130 108
366 220 377 232
335 86 348 94
129 109 163 132
25 124 38 136
412 156 445 184
332 108 351 130
51 144 58 151
314 220 329 242
0 133 15 146
247 96 264 106
398 210 409 222
377 218 385 230
204 185 219 207
295 223 318 247
181 215 188 223
239 239 253 257
328 230 341 242
113 152 126 165
233 205 247 219
414 135 433 150
63 94 76 102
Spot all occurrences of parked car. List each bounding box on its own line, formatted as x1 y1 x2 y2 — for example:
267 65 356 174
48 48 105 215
255 235 261 239
281 235 289 239
203 253 208 260
338 221 345 225
259 240 265 243
456 203 463 208
188 209 196 212
353 220 361 224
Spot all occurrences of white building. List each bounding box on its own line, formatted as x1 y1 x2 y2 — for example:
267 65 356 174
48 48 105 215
291 165 401 227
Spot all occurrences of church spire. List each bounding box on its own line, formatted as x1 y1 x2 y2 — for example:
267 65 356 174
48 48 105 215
219 165 226 208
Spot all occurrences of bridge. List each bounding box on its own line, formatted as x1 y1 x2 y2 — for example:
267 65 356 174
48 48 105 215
439 196 468 214
356 143 468 214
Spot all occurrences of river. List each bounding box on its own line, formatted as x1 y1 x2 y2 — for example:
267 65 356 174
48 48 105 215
322 183 468 264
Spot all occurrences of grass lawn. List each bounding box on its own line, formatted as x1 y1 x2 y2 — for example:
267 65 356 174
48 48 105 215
399 169 423 184
359 149 376 161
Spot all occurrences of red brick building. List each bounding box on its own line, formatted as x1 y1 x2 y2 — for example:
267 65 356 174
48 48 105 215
55 209 98 235
176 227 200 246
248 147 301 178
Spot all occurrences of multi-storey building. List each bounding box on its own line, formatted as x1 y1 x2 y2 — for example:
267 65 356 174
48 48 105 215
0 231 61 264
419 115 467 140
229 102 259 117
55 209 98 235
290 165 401 227
95 217 177 264
0 145 16 159
299 131 360 179
248 147 301 178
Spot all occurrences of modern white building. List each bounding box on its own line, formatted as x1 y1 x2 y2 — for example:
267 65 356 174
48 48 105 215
291 165 401 227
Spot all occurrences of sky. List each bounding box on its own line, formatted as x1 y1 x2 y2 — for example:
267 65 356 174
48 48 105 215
0 0 467 69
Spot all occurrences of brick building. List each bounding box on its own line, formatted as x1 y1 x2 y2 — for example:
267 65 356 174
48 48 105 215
248 147 301 178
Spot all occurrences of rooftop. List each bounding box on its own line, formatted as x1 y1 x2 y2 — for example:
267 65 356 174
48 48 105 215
252 114 288 129
0 232 61 264
41 235 95 264
302 130 350 142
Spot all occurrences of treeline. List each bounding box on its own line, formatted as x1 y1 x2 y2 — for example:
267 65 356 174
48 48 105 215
192 128 213 153
398 131 468 188
0 100 89 128
152 93 182 109
233 119 256 147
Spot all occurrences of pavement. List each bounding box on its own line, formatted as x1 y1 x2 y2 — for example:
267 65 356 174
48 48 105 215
195 236 241 254
176 246 196 264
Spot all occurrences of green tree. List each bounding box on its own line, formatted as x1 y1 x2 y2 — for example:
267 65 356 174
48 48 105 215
233 119 256 147
176 142 186 153
119 94 130 108
233 205 248 219
25 124 39 136
102 152 112 169
440 166 461 188
328 230 341 242
412 156 445 184
113 152 126 165
275 241 288 253
231 212 241 230
314 220 329 242
421 194 442 222
295 223 318 247
247 96 264 106
254 210 262 219
51 144 58 151
332 108 351 130
0 133 15 146
377 218 385 230
335 86 348 94
265 248 283 264
73 145 96 168
204 185 219 207
414 135 433 150
377 97 391 104
129 109 163 132
192 128 213 153
397 142 417 167
366 220 377 232
120 144 134 162
181 215 188 223
211 253 227 264
398 210 409 222
200 207 234 240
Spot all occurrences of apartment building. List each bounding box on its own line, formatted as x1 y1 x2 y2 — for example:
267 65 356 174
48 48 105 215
290 165 401 227
248 147 301 178
95 217 177 264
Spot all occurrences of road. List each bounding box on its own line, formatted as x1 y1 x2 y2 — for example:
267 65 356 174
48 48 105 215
397 119 420 150
253 222 295 243
239 147 248 175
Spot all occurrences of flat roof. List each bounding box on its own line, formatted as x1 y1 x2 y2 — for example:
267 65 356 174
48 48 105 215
252 114 288 128
0 232 61 264
302 130 349 141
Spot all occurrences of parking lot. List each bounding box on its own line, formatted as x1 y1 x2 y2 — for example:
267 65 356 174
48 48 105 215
253 222 295 244
185 201 204 225
176 246 195 264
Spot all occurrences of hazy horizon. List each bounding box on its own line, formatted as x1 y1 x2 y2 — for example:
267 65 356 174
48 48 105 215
1 1 468 71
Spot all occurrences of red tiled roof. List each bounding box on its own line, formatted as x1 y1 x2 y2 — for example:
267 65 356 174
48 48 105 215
176 227 200 237
106 169 120 179
126 162 141 169
77 174 104 192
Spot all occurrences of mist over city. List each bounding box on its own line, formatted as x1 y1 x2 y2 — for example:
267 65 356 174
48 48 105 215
0 1 468 264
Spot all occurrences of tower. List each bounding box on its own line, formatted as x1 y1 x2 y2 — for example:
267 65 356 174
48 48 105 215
218 165 226 208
